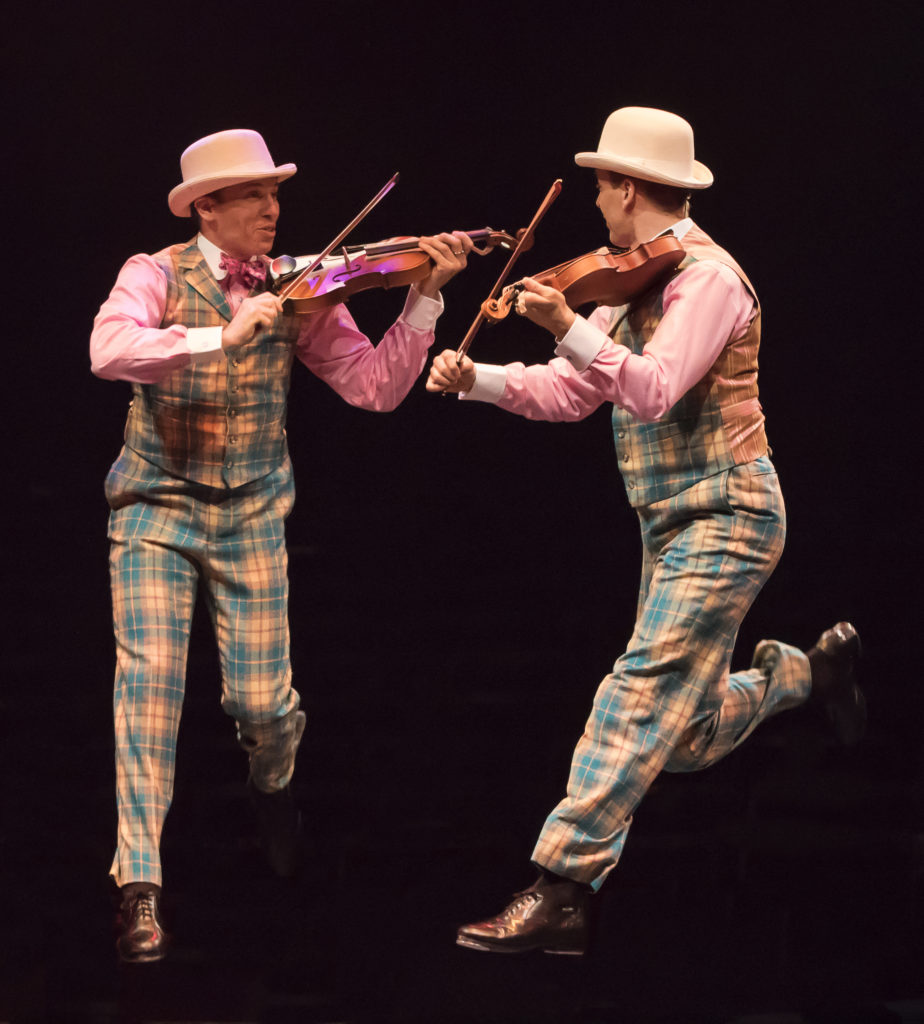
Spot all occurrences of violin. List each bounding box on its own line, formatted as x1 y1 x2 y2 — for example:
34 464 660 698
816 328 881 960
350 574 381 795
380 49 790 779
271 228 528 314
481 234 686 323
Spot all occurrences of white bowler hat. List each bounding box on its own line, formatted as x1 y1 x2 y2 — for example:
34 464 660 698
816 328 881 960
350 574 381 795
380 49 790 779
168 129 297 217
575 107 713 190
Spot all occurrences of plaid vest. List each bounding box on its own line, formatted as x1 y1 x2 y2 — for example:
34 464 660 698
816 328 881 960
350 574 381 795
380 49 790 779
123 240 300 488
609 223 768 507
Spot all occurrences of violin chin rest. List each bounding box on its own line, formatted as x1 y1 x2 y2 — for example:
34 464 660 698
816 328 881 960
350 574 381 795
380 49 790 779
271 254 297 276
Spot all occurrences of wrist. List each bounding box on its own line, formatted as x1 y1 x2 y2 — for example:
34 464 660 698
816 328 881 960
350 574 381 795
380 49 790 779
554 308 576 339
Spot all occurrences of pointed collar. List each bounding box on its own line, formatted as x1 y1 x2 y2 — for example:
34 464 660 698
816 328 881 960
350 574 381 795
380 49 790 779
176 238 233 322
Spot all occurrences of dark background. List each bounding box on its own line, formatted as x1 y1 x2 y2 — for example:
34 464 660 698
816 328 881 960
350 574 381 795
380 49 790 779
3 2 921 1022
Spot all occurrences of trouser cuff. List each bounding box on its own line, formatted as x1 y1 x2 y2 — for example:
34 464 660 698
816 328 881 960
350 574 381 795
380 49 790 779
237 708 306 792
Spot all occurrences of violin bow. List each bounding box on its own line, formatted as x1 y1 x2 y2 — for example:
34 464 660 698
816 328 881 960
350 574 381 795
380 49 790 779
454 178 563 364
276 173 400 303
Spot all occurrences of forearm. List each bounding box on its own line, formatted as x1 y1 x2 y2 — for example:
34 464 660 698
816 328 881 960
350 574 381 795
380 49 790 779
460 355 606 422
91 319 221 384
299 286 442 411
89 254 224 384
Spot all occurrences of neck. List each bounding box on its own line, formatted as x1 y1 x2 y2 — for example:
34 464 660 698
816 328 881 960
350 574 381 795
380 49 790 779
617 210 682 249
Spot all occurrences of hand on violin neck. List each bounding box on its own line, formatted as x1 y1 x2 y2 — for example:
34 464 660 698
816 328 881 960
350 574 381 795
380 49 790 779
426 349 476 395
415 231 473 299
513 277 576 339
221 293 284 352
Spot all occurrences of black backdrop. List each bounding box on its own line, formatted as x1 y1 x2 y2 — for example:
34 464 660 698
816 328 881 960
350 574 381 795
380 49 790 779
4 2 922 1021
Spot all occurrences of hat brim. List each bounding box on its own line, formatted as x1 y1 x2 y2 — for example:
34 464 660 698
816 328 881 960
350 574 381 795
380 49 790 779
574 152 713 190
168 164 297 217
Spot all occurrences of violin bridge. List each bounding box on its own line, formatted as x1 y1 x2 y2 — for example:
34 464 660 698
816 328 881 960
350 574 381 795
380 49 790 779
341 245 359 273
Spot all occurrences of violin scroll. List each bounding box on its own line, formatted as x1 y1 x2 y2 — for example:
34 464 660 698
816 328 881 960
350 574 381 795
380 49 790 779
481 284 524 324
468 227 534 257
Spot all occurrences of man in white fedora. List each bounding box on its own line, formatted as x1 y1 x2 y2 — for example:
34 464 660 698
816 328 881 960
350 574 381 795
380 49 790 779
91 128 473 962
427 106 864 954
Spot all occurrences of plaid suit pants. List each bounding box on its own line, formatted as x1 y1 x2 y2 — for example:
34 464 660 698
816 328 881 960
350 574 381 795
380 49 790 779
532 457 811 890
106 448 301 886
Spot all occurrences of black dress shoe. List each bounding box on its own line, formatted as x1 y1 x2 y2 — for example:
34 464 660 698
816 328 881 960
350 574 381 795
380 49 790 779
117 884 167 963
248 778 301 878
456 877 589 955
809 621 866 745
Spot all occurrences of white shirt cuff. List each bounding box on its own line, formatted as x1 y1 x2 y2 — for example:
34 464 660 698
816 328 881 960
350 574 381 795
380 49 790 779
401 285 444 331
187 326 224 363
553 314 607 372
459 363 507 403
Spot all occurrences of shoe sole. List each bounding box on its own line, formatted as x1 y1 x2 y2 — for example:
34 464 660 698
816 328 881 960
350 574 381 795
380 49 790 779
456 935 585 956
118 949 166 964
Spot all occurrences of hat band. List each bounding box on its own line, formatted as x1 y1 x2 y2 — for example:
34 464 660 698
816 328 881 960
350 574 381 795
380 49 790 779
183 161 284 182
600 153 692 176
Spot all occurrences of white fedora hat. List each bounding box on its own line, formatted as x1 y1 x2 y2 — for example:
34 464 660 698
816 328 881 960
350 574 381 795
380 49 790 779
575 107 712 190
168 129 297 217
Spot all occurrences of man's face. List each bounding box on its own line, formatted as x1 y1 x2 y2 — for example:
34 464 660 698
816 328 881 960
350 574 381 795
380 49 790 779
198 178 280 258
594 170 628 245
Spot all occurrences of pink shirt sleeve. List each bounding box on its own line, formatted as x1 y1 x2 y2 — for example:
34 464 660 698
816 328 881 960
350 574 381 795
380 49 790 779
90 254 197 383
496 356 610 422
494 260 756 423
294 290 439 412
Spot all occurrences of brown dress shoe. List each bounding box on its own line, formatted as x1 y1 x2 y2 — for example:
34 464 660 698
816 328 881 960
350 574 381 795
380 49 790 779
809 621 866 745
117 884 167 963
456 877 589 955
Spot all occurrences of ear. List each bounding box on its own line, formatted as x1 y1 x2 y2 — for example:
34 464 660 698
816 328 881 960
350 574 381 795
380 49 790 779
194 195 215 222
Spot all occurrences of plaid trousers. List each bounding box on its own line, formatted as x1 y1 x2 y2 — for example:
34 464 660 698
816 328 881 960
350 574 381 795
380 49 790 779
532 457 811 890
106 447 301 886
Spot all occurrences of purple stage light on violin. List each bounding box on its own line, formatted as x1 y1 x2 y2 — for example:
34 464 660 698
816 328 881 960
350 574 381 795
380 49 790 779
274 229 527 314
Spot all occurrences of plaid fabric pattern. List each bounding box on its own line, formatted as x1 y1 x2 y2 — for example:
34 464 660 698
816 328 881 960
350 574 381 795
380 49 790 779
532 458 810 890
123 240 301 488
106 447 300 886
610 224 768 507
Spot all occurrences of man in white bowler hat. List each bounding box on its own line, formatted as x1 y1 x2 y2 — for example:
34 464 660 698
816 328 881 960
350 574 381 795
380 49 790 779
428 106 864 955
91 128 473 962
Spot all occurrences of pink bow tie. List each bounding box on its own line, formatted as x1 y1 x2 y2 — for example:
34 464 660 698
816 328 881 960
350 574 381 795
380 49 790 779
218 254 267 289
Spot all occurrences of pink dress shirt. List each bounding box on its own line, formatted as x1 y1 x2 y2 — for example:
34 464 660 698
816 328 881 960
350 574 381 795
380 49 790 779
91 234 443 413
462 221 756 424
